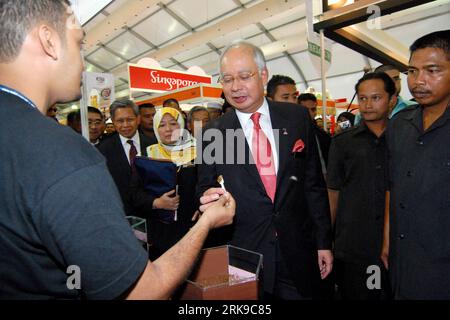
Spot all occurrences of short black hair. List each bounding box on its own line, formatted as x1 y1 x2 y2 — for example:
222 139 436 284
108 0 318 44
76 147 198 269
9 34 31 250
297 93 317 103
374 64 398 73
139 103 155 112
410 30 450 61
88 106 103 119
0 0 71 63
266 75 296 98
355 72 396 98
163 98 179 107
67 110 80 124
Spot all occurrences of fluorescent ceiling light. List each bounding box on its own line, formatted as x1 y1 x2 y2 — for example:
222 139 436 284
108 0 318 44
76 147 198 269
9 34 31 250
70 0 113 26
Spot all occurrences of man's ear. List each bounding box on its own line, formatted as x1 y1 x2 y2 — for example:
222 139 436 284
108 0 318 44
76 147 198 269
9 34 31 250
261 67 269 86
37 25 60 60
389 94 398 110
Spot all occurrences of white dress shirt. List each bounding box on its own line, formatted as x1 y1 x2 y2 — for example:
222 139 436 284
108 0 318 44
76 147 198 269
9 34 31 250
119 132 142 165
235 98 279 174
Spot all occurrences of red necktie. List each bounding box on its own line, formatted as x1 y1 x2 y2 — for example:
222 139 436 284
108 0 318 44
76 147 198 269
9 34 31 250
127 140 137 171
250 112 277 202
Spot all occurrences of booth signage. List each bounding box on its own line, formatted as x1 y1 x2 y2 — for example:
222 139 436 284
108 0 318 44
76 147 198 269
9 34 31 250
129 64 212 93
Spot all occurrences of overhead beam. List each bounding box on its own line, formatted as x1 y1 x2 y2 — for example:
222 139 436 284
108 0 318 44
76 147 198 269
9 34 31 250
84 0 161 51
314 0 435 71
157 2 194 32
149 0 305 61
314 0 435 32
255 22 308 86
99 43 128 62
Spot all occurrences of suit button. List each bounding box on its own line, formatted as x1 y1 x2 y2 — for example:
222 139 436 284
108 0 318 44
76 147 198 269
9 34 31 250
399 234 405 239
417 140 424 145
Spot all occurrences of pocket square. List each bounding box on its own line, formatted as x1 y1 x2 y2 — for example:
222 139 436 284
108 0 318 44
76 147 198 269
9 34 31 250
292 139 305 153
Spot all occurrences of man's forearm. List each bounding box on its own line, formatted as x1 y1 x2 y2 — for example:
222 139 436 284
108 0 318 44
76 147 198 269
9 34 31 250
126 218 211 299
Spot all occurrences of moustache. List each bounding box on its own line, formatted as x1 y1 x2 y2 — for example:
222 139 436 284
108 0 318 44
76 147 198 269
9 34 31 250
411 87 432 95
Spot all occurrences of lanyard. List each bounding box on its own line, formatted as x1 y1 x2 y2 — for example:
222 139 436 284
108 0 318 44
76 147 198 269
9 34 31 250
0 85 37 109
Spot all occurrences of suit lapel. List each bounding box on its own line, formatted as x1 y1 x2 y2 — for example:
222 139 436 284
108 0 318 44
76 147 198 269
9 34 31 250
267 102 295 206
114 135 131 170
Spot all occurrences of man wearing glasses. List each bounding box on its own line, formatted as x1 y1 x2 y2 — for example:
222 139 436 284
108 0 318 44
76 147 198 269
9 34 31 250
197 40 333 299
97 100 154 215
88 106 105 145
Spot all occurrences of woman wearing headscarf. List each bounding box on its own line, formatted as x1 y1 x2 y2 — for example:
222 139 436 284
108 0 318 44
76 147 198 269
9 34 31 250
133 107 199 259
147 107 196 166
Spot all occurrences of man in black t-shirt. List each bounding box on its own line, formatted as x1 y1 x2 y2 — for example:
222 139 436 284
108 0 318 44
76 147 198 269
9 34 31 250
382 30 450 300
327 72 397 300
0 0 235 299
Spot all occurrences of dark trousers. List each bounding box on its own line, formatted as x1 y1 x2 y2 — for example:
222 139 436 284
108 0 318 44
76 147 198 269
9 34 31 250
334 259 391 300
263 242 310 300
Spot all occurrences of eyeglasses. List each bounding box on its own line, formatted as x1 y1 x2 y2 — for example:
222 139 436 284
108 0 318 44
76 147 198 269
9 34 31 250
219 71 256 86
48 107 57 112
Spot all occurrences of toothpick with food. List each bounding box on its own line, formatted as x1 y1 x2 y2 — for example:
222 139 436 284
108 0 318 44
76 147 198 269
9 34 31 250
217 175 226 191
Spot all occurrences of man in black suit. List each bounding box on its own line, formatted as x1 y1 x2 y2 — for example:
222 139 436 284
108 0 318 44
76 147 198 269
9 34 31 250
98 99 156 215
197 41 333 299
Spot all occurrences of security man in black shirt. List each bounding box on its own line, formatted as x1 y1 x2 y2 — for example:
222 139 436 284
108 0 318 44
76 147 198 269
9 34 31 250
327 72 397 300
382 30 450 300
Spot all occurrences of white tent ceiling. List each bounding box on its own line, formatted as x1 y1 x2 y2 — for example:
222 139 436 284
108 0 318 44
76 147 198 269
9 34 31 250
64 0 450 114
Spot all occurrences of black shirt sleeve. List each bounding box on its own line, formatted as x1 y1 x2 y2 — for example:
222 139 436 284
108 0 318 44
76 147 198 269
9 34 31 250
326 136 345 190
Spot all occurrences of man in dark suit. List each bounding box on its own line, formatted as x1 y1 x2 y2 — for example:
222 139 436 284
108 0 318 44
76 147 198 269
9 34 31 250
98 99 156 215
197 41 333 299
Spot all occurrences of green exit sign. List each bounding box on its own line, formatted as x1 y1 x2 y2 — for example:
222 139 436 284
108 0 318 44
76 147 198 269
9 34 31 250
308 41 332 63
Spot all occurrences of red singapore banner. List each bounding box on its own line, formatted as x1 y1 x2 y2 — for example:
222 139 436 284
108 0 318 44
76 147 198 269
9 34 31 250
128 64 212 92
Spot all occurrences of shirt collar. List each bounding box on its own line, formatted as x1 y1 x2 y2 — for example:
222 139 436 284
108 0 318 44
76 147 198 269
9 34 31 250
405 104 450 129
235 98 270 129
404 105 422 121
353 121 386 139
352 122 369 135
119 131 140 147
0 85 37 109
